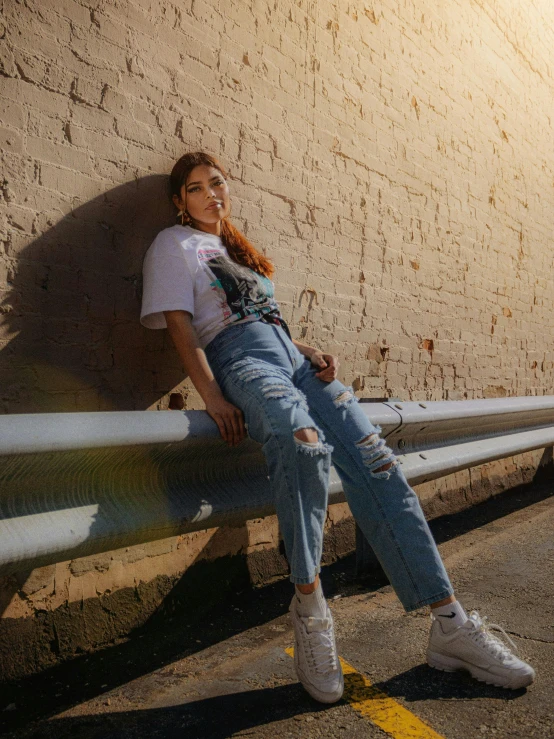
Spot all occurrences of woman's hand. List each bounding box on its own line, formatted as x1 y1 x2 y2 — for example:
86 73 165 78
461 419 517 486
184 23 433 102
162 312 246 447
310 350 339 382
205 392 247 447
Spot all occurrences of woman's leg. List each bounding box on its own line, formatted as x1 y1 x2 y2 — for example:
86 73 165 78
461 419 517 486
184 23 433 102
206 322 344 702
214 354 333 586
207 325 534 692
293 359 454 612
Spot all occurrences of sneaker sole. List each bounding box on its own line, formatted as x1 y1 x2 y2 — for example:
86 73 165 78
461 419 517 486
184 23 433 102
296 666 344 703
427 651 535 690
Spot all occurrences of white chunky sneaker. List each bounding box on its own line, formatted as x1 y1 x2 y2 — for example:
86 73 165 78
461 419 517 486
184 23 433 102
427 609 535 689
289 595 344 703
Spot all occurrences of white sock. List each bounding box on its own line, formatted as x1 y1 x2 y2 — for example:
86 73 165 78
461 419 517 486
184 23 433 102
431 601 468 632
295 582 327 619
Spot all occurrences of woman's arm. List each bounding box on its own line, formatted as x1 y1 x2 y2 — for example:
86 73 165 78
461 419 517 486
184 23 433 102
292 338 340 383
291 338 318 359
164 310 246 446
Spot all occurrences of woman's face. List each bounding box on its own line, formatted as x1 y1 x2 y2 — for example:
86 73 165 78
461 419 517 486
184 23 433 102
173 164 231 231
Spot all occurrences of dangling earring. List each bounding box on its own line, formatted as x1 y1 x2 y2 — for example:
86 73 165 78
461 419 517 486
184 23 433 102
177 209 192 227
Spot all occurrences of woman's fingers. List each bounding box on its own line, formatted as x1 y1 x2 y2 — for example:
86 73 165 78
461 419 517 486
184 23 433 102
222 413 237 445
317 371 335 382
229 409 241 446
206 397 246 446
315 353 339 382
220 408 246 446
213 414 229 443
233 408 246 443
208 411 233 445
316 363 338 382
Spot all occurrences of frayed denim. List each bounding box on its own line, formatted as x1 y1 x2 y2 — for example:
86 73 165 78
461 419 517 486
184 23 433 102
205 320 453 611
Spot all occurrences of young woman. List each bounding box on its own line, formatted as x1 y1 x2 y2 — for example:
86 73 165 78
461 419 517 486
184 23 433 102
140 151 535 703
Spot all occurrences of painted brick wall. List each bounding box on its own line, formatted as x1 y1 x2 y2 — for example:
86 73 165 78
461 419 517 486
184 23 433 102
1 0 553 677
1 0 553 412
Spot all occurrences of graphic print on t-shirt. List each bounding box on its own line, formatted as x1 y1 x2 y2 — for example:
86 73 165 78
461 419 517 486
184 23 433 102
204 252 278 323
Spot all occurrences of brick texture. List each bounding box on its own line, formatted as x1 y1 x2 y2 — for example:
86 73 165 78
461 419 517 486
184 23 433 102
1 0 553 411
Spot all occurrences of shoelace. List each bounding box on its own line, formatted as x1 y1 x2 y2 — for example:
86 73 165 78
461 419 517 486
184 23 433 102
468 610 518 661
303 616 338 675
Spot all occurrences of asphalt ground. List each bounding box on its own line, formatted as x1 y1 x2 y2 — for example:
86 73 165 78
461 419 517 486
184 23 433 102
1 479 553 739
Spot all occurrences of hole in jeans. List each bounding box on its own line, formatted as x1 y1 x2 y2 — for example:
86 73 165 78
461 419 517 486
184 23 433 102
294 427 319 444
231 358 311 412
293 426 333 456
355 433 398 479
332 386 359 409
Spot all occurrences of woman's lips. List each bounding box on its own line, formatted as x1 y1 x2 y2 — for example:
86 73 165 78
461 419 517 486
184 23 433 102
206 202 222 210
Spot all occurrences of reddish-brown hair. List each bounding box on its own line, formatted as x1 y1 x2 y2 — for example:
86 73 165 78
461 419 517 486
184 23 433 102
169 152 275 279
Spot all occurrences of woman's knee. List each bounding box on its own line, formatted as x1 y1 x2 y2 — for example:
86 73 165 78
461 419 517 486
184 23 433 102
263 416 332 455
328 396 398 477
290 421 334 456
293 427 319 444
355 432 399 478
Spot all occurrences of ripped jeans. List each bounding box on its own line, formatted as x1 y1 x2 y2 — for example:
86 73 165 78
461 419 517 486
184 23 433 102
204 320 453 611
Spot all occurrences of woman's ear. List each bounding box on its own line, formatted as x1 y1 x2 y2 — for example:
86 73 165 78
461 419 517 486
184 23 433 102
172 193 183 210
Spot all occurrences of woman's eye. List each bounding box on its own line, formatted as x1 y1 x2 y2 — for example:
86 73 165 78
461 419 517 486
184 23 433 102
187 181 223 192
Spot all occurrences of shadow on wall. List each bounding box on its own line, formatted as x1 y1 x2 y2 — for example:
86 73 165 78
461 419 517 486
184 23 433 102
0 175 185 413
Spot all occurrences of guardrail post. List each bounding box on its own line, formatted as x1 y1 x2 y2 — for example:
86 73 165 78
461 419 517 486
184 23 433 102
534 446 554 482
355 523 389 583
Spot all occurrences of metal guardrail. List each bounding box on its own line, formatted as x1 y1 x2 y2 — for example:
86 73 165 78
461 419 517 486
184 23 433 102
377 397 554 485
1 396 554 577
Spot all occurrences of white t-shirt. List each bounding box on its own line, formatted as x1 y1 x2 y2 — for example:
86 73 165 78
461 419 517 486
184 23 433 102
140 224 283 349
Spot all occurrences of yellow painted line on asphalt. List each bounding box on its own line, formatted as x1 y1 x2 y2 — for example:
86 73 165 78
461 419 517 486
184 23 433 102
285 647 445 739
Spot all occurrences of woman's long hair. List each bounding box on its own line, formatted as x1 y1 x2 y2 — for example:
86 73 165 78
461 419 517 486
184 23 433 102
169 152 274 279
